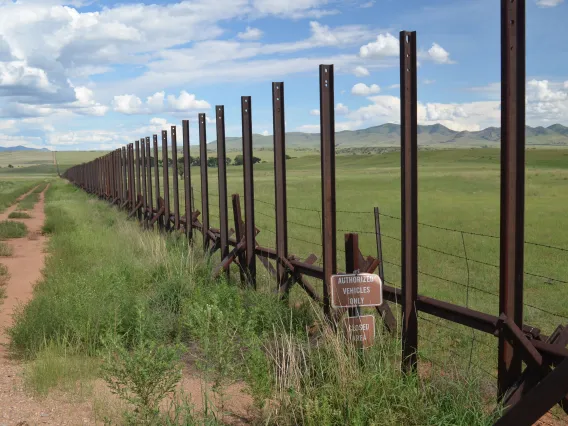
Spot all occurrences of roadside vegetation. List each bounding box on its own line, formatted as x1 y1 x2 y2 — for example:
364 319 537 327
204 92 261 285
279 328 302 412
9 181 500 425
0 241 13 256
0 220 28 240
8 211 32 219
0 181 38 213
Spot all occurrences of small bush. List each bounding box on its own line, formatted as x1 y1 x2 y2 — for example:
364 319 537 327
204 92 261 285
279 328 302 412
8 211 31 219
0 220 28 240
102 339 184 425
0 241 13 256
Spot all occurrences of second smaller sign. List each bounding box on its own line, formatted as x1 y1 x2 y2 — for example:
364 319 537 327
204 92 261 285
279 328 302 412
331 272 382 308
343 315 376 348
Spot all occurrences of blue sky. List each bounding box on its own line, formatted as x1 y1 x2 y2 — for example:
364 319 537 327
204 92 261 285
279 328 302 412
0 0 566 150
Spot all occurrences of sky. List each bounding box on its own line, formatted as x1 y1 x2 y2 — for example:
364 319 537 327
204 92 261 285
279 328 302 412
0 0 567 151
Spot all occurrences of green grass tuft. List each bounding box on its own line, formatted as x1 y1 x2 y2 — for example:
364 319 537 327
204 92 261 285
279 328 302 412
17 192 40 211
0 220 27 240
8 211 31 219
0 241 13 256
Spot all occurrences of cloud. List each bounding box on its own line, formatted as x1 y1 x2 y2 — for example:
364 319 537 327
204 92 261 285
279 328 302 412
423 79 436 85
112 94 143 115
387 84 400 90
237 26 263 41
251 0 337 18
310 109 320 116
335 103 349 115
353 65 370 77
112 91 210 114
359 33 398 58
360 1 374 8
261 130 269 136
536 0 563 6
426 43 455 64
351 83 380 96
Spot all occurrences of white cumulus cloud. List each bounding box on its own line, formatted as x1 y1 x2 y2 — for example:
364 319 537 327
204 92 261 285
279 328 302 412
310 109 320 116
113 91 209 114
536 0 563 7
353 66 370 77
237 26 263 41
359 33 398 58
335 103 349 115
426 43 455 64
351 83 380 96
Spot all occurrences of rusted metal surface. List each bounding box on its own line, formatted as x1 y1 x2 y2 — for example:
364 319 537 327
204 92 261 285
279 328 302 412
162 130 170 231
494 357 568 426
171 126 180 230
400 30 418 373
232 194 246 285
272 83 288 293
122 147 127 205
319 64 336 320
216 106 229 272
145 137 153 221
141 140 148 225
153 135 162 229
182 120 193 240
199 113 210 249
498 0 526 400
241 96 256 289
128 144 135 210
135 140 142 220
345 233 362 317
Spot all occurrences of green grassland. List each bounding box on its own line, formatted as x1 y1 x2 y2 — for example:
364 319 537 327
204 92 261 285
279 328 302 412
10 181 499 424
4 147 568 400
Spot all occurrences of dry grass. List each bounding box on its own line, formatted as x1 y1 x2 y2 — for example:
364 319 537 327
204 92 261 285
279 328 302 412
0 241 13 256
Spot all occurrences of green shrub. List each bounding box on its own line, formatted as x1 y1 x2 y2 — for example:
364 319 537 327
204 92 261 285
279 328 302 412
0 220 27 240
8 211 31 219
0 241 13 256
102 338 184 425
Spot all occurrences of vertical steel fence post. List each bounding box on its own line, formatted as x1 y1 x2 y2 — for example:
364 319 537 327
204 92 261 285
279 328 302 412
182 120 193 240
273 83 288 293
319 64 337 320
199 113 210 249
171 126 180 230
216 106 229 274
146 137 153 223
242 96 256 289
498 0 526 400
162 130 170 231
400 31 419 373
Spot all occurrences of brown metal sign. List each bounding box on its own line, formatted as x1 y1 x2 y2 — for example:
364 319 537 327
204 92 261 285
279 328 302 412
331 273 382 308
343 315 376 348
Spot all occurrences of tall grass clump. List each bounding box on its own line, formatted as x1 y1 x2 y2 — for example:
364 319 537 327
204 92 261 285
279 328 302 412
8 211 31 219
0 181 37 212
10 182 202 359
0 241 13 256
17 192 40 211
0 220 28 239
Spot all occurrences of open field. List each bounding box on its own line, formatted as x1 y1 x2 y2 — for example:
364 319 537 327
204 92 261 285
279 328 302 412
5 148 568 405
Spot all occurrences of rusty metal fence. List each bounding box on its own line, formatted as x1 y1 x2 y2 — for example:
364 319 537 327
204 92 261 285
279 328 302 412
63 2 568 425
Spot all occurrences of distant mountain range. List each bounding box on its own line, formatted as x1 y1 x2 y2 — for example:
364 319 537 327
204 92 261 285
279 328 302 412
0 145 49 152
207 123 568 151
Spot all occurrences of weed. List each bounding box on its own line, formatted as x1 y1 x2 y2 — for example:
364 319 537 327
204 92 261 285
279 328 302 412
102 338 184 425
24 342 98 398
0 241 13 256
0 220 28 240
8 211 31 219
